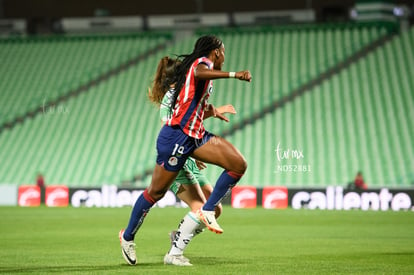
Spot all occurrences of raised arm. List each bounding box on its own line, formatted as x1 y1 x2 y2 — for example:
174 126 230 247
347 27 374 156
194 64 252 82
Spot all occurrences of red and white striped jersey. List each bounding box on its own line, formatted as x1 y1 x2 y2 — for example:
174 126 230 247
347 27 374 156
166 57 213 139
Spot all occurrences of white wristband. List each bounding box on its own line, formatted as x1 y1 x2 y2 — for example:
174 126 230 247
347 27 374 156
229 72 236 78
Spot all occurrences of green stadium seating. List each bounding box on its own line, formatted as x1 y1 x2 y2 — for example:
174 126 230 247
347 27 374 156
0 24 412 188
0 34 170 125
202 24 389 133
204 25 413 188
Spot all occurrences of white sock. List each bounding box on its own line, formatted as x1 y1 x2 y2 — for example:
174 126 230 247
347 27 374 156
193 222 206 236
169 211 202 255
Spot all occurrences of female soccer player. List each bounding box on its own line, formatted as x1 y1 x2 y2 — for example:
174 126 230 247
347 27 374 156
119 35 251 266
147 56 236 266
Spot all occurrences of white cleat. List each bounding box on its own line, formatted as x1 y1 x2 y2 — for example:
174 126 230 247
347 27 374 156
119 229 137 265
164 254 193 266
197 209 223 234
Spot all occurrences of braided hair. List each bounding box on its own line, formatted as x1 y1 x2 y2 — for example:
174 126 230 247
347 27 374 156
171 35 223 111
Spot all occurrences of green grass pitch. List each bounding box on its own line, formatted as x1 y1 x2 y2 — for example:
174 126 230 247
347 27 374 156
1 206 413 274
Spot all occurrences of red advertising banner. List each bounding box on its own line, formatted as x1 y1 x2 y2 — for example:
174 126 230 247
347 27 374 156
18 185 41 207
262 186 288 209
231 186 257 208
46 185 69 207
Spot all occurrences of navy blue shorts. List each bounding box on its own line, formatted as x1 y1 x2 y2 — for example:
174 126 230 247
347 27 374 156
156 125 215 172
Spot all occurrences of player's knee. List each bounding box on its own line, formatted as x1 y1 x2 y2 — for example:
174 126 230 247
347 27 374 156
234 156 247 175
241 158 248 173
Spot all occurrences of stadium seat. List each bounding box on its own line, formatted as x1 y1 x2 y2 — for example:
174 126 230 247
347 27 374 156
0 24 412 188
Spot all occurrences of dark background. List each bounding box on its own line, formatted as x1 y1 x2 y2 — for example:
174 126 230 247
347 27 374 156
1 0 413 20
2 0 413 35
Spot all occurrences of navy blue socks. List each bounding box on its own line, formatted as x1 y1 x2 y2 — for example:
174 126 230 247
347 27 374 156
123 189 155 241
203 171 243 211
